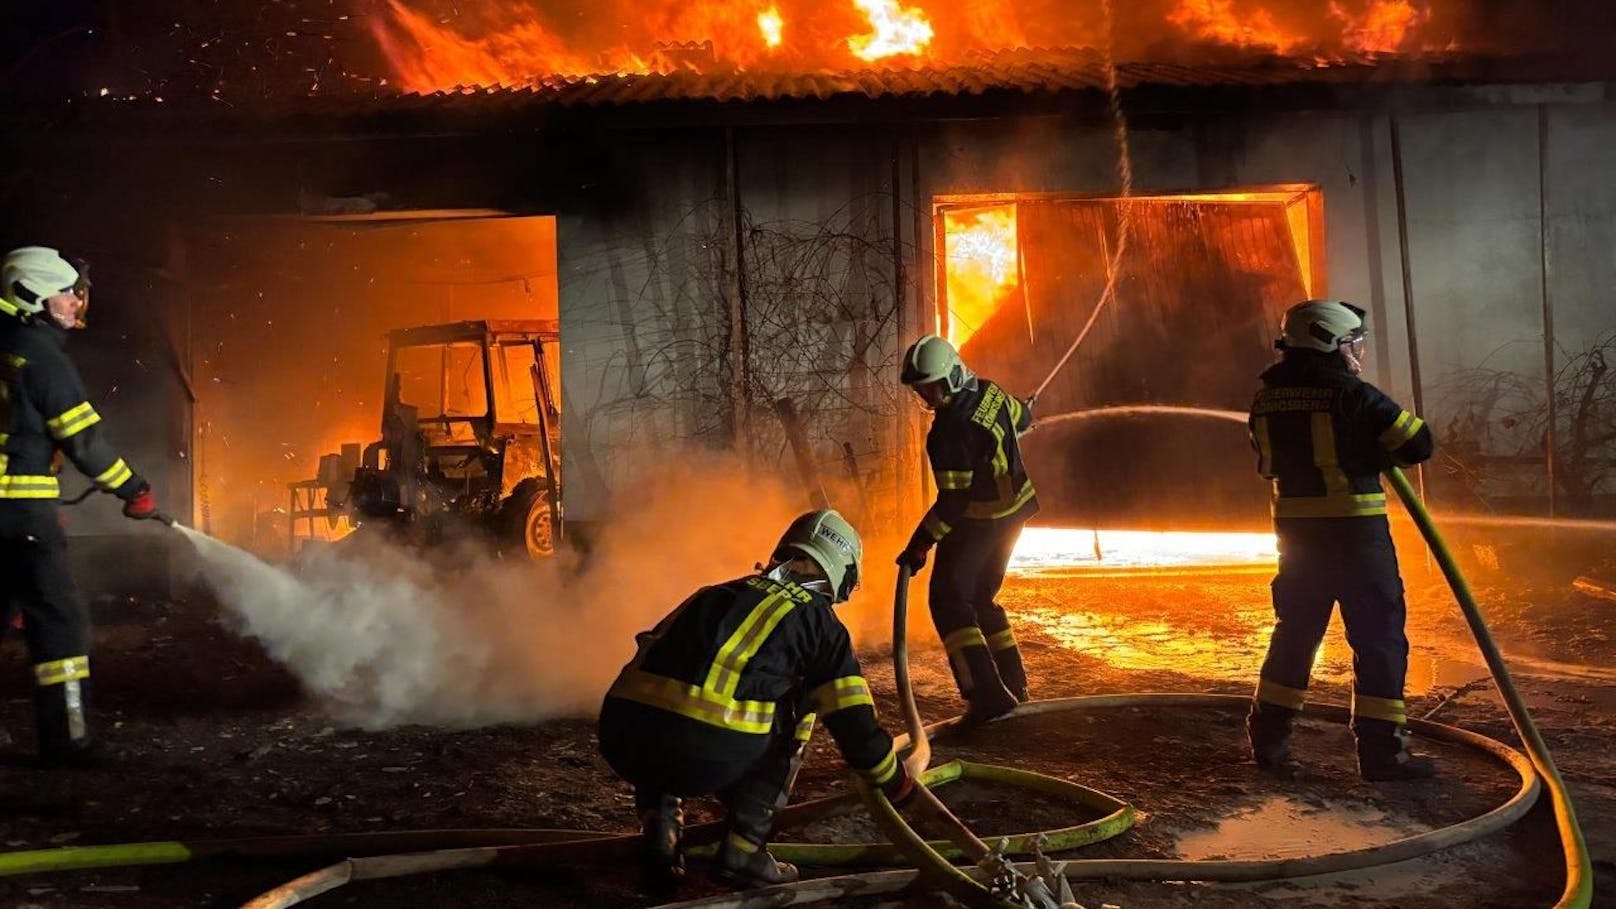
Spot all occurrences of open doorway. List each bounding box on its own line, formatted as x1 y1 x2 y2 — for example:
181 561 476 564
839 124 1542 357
934 187 1324 565
170 212 560 555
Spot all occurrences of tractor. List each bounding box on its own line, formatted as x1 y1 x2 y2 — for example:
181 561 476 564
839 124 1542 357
290 320 562 558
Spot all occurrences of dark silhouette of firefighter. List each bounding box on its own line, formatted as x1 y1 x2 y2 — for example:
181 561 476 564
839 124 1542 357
1247 299 1436 782
598 510 917 895
0 247 161 767
896 334 1037 725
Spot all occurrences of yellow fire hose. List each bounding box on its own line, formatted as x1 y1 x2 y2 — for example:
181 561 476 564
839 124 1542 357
0 467 1594 908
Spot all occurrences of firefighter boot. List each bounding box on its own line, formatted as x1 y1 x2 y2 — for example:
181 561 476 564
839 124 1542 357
635 792 685 898
959 645 1019 726
34 676 100 770
714 740 804 889
991 641 1031 702
1357 721 1436 782
1247 701 1300 779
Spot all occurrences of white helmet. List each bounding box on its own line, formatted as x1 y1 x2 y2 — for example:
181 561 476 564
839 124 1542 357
770 509 862 604
1279 300 1366 353
1 247 85 321
900 334 974 396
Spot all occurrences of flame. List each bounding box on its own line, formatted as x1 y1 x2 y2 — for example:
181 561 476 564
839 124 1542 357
943 205 1019 349
847 0 934 61
1010 526 1278 572
1331 0 1426 54
758 6 785 48
1167 0 1310 55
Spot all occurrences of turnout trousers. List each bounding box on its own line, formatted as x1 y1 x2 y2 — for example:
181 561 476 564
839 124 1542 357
929 518 1029 704
0 502 95 760
1250 519 1412 762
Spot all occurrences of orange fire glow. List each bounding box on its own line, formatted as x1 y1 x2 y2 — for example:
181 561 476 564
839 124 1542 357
758 6 785 49
847 0 934 61
943 205 1019 349
1331 0 1425 54
1011 526 1278 572
1167 0 1310 56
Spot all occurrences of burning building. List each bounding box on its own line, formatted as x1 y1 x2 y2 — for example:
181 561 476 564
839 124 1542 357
7 0 1616 578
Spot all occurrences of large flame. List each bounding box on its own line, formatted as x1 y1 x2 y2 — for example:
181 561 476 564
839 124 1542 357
1168 0 1309 55
758 7 785 49
847 0 935 61
1332 0 1426 54
1011 526 1278 571
943 205 1019 349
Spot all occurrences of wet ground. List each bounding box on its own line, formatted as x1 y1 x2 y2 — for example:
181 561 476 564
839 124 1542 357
0 560 1613 909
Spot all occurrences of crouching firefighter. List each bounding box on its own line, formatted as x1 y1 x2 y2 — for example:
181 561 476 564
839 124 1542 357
896 334 1037 725
599 510 917 895
0 247 162 768
1247 300 1436 782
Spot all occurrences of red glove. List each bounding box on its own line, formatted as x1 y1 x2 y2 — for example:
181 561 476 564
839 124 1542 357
123 485 157 520
881 762 919 809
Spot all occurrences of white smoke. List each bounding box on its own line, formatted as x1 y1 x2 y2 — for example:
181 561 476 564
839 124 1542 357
176 460 823 729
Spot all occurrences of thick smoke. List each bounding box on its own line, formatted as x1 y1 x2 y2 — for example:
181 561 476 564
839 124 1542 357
177 458 902 729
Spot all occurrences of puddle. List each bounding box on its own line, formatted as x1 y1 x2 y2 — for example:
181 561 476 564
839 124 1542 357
1173 794 1425 861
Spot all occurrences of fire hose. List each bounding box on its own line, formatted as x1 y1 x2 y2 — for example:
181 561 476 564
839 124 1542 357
0 469 1593 908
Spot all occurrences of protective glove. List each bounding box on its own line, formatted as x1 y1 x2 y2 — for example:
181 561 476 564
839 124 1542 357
896 539 931 572
123 484 158 520
881 761 919 809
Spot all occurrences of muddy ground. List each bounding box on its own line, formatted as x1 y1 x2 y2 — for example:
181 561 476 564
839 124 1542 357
1 562 1613 909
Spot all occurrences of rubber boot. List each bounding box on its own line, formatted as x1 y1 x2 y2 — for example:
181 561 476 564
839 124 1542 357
713 737 804 889
34 677 100 770
991 642 1030 703
634 792 685 898
1357 721 1436 782
1247 700 1300 779
958 645 1019 726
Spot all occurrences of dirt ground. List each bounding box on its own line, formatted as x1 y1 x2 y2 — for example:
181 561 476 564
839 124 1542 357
1 559 1613 909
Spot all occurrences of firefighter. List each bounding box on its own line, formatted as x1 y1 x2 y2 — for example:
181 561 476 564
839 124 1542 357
896 334 1037 725
0 247 160 768
598 509 916 895
1247 300 1435 782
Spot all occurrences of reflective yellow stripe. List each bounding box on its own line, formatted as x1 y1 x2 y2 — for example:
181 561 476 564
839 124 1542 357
1256 678 1307 711
862 748 898 785
608 668 777 735
1353 692 1407 724
47 402 100 440
987 628 1017 652
809 675 875 715
989 424 1009 479
0 475 60 499
35 656 90 687
725 832 760 854
706 591 799 698
1006 394 1024 429
0 432 8 444
1311 412 1349 496
1273 492 1387 518
922 511 951 541
961 479 1036 520
95 458 133 490
3 353 26 368
1253 416 1273 478
794 712 817 743
0 453 7 474
936 470 973 490
1378 411 1424 450
943 626 987 655
0 298 18 318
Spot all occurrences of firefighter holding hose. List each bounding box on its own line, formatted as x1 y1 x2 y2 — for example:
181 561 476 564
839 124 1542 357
1247 300 1436 782
0 247 162 767
598 509 917 895
896 334 1037 725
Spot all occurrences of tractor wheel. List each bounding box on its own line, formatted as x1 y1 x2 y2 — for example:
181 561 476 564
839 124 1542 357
502 478 557 559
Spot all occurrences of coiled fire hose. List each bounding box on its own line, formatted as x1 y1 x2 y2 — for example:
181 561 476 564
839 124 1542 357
0 467 1592 909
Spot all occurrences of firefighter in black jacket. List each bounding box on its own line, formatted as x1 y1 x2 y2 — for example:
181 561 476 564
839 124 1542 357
599 509 916 895
1248 300 1435 782
896 334 1037 725
0 247 161 767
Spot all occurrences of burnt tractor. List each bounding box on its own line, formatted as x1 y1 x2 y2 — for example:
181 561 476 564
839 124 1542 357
290 320 562 558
